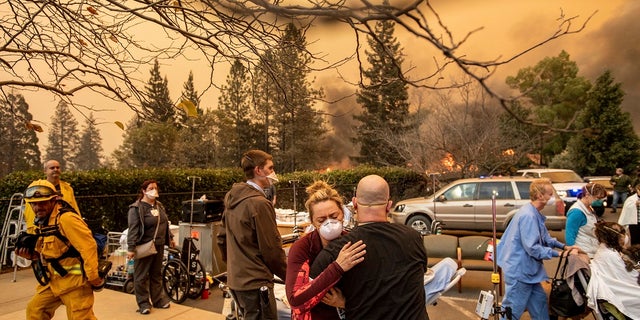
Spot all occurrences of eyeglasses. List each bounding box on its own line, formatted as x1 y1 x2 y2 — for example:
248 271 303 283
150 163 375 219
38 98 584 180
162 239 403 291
24 185 57 199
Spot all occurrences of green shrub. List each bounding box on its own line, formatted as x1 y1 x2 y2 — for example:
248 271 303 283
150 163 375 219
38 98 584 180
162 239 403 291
0 166 426 232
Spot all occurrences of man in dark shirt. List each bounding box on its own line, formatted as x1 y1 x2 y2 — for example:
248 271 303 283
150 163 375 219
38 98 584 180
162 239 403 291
611 168 633 213
310 175 428 320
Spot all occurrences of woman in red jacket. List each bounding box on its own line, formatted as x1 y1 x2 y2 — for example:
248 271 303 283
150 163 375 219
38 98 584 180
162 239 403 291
285 181 366 320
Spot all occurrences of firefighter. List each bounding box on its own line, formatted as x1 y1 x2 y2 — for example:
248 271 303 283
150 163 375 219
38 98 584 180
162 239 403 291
16 179 102 320
23 159 81 234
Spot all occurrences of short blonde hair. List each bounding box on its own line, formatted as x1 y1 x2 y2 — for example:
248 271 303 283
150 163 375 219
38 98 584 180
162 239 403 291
304 181 344 220
529 178 552 201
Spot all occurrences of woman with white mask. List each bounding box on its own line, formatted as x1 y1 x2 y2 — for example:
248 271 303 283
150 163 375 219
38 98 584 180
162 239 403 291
285 181 366 320
565 183 608 258
127 179 175 315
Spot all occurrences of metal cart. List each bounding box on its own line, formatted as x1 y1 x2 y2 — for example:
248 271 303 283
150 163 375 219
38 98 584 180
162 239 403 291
104 231 134 293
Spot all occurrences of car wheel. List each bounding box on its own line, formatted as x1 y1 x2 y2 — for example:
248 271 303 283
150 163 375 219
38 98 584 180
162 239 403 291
407 215 432 235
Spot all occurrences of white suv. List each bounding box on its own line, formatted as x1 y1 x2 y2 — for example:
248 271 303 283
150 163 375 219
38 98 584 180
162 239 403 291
517 168 586 209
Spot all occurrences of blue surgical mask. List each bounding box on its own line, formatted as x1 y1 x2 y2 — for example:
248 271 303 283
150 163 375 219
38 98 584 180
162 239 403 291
591 199 604 207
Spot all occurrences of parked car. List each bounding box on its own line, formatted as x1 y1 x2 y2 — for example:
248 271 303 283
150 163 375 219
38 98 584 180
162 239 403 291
583 176 614 207
516 168 586 210
389 177 566 235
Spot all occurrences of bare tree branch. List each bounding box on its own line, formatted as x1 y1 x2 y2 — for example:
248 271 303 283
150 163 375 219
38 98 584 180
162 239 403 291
1 0 593 134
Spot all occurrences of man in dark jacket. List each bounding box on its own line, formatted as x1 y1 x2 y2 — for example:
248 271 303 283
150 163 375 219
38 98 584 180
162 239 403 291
310 175 428 320
217 149 287 320
611 168 633 213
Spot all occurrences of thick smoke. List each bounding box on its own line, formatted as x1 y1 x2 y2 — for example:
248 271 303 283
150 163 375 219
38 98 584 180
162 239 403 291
577 1 640 131
318 81 359 168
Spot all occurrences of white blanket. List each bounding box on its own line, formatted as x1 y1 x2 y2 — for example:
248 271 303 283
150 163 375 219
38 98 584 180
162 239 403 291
586 244 640 318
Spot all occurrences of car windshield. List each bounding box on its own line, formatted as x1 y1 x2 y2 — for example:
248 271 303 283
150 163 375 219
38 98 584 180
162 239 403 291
541 172 582 183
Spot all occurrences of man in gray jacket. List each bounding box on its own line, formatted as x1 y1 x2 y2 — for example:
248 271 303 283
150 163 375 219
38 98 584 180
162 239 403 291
217 149 287 320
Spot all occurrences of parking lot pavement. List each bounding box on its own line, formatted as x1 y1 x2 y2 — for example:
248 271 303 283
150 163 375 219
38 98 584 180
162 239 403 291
0 268 226 320
0 209 618 319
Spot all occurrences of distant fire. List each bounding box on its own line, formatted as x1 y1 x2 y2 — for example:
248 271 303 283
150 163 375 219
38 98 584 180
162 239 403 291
441 153 456 171
502 149 515 156
318 158 352 172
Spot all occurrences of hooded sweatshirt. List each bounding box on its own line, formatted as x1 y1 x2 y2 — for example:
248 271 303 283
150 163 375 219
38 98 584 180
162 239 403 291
217 182 287 290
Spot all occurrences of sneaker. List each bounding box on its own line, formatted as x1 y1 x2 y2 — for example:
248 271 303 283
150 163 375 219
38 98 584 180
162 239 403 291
159 303 170 309
139 308 150 315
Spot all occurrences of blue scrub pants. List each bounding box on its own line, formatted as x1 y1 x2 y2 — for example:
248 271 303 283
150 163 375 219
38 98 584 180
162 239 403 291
501 277 549 320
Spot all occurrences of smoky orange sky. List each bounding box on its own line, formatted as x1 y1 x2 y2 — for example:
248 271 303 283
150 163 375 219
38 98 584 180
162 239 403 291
27 0 639 164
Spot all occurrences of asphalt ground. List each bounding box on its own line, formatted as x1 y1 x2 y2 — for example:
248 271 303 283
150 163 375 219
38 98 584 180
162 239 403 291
0 208 620 319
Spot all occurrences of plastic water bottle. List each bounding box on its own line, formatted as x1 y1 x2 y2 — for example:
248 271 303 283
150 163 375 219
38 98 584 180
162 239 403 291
127 258 134 277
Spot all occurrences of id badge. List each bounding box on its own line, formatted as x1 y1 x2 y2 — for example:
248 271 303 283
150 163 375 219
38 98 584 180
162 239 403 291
151 209 159 217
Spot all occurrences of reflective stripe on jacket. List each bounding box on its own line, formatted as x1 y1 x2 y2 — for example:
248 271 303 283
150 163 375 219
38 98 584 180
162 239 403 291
36 202 98 295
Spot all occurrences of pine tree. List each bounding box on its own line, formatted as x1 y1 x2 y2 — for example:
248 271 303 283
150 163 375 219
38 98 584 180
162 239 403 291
176 71 201 125
257 23 326 171
45 100 80 170
140 59 175 124
559 71 640 175
112 121 179 168
174 110 219 168
75 113 104 170
353 17 411 167
0 93 41 177
181 71 201 111
173 72 219 168
216 59 257 167
252 50 278 153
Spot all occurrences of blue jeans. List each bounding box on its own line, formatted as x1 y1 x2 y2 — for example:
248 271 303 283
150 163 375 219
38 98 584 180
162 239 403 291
612 191 628 209
501 277 549 320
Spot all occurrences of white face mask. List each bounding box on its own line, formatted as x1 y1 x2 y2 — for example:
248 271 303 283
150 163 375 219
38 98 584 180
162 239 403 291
266 172 279 184
319 218 343 241
145 189 159 200
624 234 631 248
546 196 556 206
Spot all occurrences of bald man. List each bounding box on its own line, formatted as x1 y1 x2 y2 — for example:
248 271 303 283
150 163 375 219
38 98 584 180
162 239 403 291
310 175 428 320
24 160 81 233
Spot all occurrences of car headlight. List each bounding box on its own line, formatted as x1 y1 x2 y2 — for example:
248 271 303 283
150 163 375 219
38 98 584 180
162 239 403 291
394 204 405 212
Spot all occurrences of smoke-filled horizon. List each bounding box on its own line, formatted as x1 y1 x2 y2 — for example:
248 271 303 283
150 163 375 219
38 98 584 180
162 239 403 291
24 0 638 168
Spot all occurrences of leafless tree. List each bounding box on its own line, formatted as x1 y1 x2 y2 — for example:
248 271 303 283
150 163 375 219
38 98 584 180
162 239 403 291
389 78 539 177
1 0 593 130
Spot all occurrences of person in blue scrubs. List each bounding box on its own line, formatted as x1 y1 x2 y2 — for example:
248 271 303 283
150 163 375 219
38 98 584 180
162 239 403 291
497 178 581 320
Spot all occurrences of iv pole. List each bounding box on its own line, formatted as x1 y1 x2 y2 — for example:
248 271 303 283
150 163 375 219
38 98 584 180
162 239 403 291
490 192 511 320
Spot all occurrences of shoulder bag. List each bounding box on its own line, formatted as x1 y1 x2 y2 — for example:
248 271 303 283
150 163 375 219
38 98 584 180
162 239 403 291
549 251 586 317
135 206 160 259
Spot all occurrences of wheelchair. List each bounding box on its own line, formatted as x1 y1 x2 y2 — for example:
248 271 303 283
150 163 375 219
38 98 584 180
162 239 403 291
162 236 206 303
